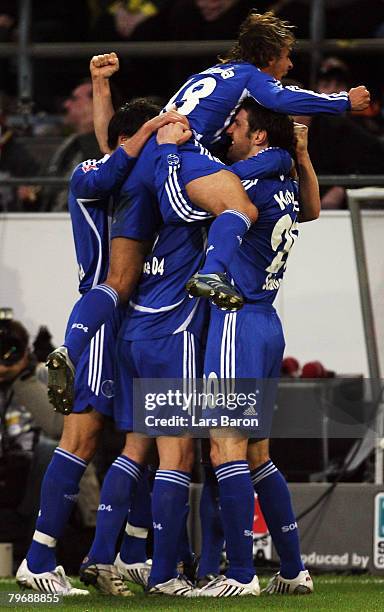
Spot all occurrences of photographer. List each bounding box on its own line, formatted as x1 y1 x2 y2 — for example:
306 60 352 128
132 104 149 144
0 317 63 451
0 314 63 567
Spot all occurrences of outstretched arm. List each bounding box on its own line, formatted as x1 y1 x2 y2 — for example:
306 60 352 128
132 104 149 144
250 70 370 115
294 123 320 223
90 52 119 154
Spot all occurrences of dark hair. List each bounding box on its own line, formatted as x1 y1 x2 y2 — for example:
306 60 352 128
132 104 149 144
221 10 295 68
0 319 29 365
107 97 161 150
240 97 294 153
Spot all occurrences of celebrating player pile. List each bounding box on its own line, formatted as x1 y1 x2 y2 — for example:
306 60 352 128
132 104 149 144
17 9 369 599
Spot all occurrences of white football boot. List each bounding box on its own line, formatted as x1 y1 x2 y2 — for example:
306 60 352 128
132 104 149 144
114 553 152 587
16 559 89 596
262 570 314 595
147 575 196 597
198 574 260 597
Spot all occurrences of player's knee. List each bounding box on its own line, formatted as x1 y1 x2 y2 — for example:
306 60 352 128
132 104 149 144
121 443 149 465
105 276 130 303
59 412 102 461
158 443 194 472
58 436 97 462
241 202 258 224
209 441 221 468
247 445 270 470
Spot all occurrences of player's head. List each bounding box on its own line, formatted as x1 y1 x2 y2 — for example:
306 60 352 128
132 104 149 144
226 97 294 162
221 10 295 78
107 97 162 150
0 318 29 383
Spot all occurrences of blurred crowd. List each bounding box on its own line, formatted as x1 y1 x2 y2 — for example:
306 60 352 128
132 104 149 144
1 0 384 212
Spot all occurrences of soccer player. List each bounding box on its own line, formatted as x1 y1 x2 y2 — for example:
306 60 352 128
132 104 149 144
16 96 186 596
152 102 319 597
53 10 370 383
76 123 292 600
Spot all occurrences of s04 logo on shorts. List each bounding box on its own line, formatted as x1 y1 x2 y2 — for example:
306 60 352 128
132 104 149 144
71 323 89 333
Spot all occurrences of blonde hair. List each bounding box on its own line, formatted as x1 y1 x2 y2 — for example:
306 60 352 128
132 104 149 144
221 10 295 67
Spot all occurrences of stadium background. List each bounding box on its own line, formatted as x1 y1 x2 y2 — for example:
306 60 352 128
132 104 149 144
0 0 384 604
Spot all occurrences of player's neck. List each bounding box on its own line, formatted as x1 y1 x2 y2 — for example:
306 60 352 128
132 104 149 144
246 143 269 160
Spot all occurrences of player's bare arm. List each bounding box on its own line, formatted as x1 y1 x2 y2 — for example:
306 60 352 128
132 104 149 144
105 237 152 302
90 52 119 154
294 123 320 223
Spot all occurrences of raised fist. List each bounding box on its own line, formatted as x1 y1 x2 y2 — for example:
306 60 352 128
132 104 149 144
90 52 119 79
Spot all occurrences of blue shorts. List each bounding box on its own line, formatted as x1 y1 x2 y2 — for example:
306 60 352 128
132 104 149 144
66 298 125 416
177 139 229 185
115 331 204 432
203 303 285 436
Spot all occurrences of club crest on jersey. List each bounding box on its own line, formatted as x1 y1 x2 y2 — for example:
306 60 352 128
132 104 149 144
167 153 180 167
81 159 98 173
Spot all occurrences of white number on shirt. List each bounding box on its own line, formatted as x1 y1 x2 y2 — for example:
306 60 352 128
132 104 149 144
165 77 217 116
143 257 165 276
263 214 298 290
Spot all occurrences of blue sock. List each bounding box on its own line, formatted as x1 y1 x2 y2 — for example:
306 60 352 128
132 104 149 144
198 464 224 578
26 448 87 573
178 508 193 566
251 460 304 579
119 469 152 564
215 461 255 584
85 455 144 565
199 210 251 275
149 470 191 587
64 284 118 366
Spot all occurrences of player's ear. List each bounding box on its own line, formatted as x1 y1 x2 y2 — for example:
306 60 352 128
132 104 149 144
252 129 267 146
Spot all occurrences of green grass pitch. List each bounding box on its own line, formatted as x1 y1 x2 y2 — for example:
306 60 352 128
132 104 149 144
0 575 383 611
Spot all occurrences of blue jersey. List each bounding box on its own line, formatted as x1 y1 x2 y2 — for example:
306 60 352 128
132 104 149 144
164 62 350 146
228 172 299 303
113 144 292 340
153 144 299 304
68 146 137 293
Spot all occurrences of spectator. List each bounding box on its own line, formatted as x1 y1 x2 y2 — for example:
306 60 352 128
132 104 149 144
89 0 169 41
316 57 384 136
41 80 101 211
0 314 99 569
316 57 351 95
163 0 262 93
0 111 42 212
0 316 63 443
293 112 384 208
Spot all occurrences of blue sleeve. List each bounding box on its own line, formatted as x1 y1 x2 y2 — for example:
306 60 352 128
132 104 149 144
231 148 292 180
154 142 181 202
111 174 161 242
248 71 351 115
70 147 137 200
